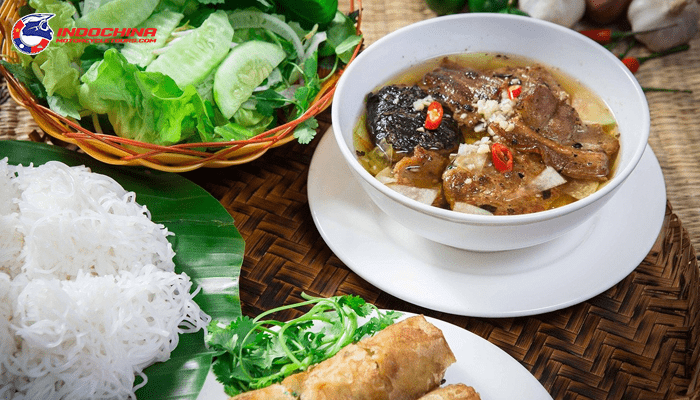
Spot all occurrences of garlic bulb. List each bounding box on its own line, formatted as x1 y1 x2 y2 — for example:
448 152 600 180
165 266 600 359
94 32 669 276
627 0 700 51
518 0 586 27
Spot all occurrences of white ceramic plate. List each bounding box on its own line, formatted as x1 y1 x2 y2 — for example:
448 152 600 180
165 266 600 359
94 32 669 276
197 313 553 400
307 130 666 317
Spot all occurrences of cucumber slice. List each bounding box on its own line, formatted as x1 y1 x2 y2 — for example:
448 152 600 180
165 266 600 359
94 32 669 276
77 0 159 29
121 10 184 68
146 10 234 89
213 40 286 120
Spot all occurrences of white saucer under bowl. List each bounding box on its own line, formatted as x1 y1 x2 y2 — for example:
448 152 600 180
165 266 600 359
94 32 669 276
307 130 666 317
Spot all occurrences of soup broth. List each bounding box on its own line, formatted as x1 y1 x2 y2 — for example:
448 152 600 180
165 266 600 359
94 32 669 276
355 53 620 216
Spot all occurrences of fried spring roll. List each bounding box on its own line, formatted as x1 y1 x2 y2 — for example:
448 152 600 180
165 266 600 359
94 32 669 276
418 384 481 400
229 383 296 400
230 315 456 400
297 315 456 399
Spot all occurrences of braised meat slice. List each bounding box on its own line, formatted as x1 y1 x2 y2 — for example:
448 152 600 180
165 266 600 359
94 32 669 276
365 85 460 154
515 84 560 130
490 119 613 181
420 62 506 129
572 124 620 156
393 146 450 187
515 80 620 157
442 148 565 215
490 65 570 101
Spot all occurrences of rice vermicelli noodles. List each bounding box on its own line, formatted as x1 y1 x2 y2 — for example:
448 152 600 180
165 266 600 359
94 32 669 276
0 158 210 400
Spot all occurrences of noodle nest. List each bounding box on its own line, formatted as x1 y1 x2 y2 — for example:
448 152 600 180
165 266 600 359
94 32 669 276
0 158 210 400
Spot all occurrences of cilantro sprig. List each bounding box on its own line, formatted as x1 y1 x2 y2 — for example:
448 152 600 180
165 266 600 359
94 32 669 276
205 294 401 396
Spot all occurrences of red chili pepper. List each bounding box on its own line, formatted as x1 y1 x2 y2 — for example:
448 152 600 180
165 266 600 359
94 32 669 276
579 28 612 44
621 44 689 74
425 101 444 130
491 143 513 173
579 25 678 45
507 85 522 99
622 57 640 73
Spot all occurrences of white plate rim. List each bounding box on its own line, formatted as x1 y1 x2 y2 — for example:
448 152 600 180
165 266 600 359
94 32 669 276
306 130 667 317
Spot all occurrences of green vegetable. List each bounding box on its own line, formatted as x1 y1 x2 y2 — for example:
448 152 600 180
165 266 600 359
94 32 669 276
205 294 402 396
0 60 46 100
77 0 159 29
425 0 467 15
8 0 361 146
79 49 213 145
293 116 319 144
274 0 338 28
468 0 509 12
47 93 82 119
320 11 362 63
228 9 305 63
213 40 286 119
20 0 84 102
147 10 234 89
120 10 185 68
498 6 528 15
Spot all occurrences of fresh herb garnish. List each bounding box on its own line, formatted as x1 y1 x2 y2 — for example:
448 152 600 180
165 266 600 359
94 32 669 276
205 293 402 396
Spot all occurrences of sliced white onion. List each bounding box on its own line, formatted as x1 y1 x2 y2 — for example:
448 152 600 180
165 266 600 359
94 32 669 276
375 167 397 184
529 166 566 191
452 202 494 215
304 31 327 61
229 10 305 63
563 180 599 200
387 184 438 205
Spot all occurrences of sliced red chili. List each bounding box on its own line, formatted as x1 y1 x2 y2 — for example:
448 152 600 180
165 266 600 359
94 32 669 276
507 84 522 99
424 101 443 130
491 142 513 173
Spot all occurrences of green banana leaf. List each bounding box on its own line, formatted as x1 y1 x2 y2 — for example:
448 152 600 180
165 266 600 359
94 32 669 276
0 140 244 400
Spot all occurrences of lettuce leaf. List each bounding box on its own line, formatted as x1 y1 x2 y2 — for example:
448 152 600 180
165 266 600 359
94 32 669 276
79 49 214 145
77 0 159 29
47 94 82 119
23 0 86 101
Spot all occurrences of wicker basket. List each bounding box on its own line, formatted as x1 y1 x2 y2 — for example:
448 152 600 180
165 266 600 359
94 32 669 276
0 0 363 172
